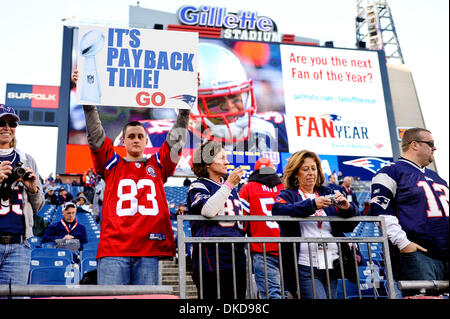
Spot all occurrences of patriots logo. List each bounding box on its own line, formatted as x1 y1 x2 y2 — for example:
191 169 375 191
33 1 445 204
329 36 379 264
171 94 197 108
370 196 390 210
342 157 391 174
275 196 287 204
192 194 210 206
87 74 95 84
374 143 384 149
146 165 156 177
320 114 341 122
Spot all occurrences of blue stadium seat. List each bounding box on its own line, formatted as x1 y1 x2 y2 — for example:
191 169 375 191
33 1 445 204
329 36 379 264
80 249 97 261
337 278 388 299
358 265 384 283
28 236 42 249
30 256 72 270
29 266 81 285
82 242 99 251
31 248 74 263
81 258 97 275
41 242 56 248
336 279 359 299
71 185 85 197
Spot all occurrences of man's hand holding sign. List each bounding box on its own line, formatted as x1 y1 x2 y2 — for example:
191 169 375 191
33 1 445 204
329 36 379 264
74 25 198 285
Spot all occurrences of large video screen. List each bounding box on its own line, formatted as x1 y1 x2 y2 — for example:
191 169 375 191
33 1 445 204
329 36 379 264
64 27 394 180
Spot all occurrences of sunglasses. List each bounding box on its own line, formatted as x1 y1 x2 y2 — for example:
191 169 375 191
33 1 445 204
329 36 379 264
411 140 435 148
0 120 18 128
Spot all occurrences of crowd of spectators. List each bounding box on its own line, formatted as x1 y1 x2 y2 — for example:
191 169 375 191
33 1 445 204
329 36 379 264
2 102 445 300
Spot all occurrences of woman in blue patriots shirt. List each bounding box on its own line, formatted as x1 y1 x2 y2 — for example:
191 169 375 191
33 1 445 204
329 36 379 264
370 128 448 296
272 150 359 299
0 104 44 285
187 140 247 299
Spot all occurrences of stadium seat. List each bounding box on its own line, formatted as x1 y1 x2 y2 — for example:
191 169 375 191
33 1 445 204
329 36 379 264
28 236 43 249
336 279 359 299
81 258 97 275
336 278 389 299
31 248 74 263
80 249 97 261
71 185 85 198
29 266 81 285
41 242 56 248
30 256 72 270
358 265 384 283
83 241 99 250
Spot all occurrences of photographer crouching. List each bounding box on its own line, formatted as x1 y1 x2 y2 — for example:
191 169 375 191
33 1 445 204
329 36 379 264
0 104 44 286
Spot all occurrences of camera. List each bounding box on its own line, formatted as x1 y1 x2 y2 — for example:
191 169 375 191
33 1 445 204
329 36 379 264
7 161 31 183
324 194 338 205
0 161 31 201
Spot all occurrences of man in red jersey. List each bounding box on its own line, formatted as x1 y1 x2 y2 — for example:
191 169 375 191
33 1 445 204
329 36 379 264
239 158 285 298
74 70 194 285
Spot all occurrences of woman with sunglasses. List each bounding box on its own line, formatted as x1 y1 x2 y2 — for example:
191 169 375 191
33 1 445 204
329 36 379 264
0 104 44 286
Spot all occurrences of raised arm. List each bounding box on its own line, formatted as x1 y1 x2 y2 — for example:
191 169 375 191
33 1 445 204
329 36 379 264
82 105 106 151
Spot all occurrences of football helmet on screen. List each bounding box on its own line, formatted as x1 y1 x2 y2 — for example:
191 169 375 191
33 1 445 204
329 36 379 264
190 42 257 144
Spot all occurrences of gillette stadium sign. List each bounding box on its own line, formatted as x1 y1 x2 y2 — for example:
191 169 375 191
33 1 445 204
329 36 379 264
177 5 282 42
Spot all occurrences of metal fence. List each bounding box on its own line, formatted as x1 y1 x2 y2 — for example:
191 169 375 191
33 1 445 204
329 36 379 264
0 284 174 298
177 215 397 299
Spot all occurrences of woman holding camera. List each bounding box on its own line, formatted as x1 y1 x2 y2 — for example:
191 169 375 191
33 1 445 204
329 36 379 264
187 140 247 299
272 150 359 299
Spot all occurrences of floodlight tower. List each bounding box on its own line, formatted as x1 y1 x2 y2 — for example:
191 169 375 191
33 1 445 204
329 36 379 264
355 0 404 64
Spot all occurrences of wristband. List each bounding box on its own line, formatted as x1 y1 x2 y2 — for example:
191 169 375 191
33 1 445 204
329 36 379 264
224 181 234 190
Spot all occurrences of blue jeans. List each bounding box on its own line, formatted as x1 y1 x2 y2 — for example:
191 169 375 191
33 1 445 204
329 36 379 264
252 253 283 299
399 251 449 296
97 256 159 285
400 251 448 280
298 264 337 299
0 242 31 285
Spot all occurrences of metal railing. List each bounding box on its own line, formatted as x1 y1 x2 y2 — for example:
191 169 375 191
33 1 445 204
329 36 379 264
177 215 396 299
0 284 174 298
398 280 449 294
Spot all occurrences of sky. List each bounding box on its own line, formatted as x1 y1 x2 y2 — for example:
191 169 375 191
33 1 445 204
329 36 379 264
0 0 448 182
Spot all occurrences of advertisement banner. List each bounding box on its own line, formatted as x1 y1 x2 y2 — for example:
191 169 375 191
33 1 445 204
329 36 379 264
65 25 395 179
6 83 59 109
280 45 393 157
76 25 198 109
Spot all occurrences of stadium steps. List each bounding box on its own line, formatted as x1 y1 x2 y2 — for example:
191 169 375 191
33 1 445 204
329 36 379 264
161 258 197 299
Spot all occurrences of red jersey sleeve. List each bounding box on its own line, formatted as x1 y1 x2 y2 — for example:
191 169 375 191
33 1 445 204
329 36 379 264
154 141 179 183
91 137 118 178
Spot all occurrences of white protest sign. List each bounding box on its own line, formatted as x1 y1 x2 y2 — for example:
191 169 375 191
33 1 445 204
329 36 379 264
280 45 393 157
76 25 198 109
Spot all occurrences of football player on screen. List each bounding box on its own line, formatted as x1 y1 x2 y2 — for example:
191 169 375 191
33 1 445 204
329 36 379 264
191 42 288 153
110 42 289 153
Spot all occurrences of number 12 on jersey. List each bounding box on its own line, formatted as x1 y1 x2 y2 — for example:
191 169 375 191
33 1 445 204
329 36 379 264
417 181 449 218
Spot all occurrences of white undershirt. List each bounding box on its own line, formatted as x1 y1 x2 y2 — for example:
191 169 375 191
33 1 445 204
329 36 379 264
0 148 13 156
298 192 339 268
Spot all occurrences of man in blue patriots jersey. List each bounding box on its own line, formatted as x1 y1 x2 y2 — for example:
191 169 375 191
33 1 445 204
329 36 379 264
187 140 247 299
370 128 448 296
0 104 44 285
